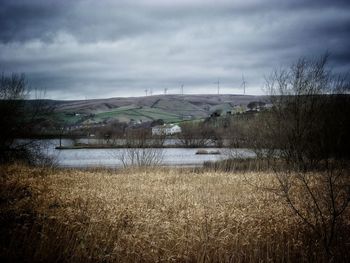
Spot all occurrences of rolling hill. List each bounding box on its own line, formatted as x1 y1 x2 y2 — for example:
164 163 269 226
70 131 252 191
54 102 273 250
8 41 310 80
40 94 269 125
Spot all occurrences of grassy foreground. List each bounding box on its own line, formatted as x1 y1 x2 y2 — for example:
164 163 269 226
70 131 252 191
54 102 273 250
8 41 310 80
0 165 349 262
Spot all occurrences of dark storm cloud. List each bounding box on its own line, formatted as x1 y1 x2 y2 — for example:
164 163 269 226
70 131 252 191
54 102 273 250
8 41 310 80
0 0 349 99
2 0 349 43
0 0 68 43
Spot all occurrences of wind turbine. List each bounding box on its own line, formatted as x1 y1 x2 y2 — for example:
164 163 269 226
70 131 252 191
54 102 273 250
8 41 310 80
241 74 247 95
145 89 148 96
181 84 184 96
164 88 168 95
214 79 220 95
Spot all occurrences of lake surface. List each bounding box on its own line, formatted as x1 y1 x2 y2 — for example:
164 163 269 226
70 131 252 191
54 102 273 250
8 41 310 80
38 139 256 168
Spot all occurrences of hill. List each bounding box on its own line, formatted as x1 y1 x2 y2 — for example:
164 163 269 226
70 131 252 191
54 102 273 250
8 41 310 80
35 94 269 125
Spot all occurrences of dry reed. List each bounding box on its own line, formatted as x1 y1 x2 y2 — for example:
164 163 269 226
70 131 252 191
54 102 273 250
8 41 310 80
0 164 349 262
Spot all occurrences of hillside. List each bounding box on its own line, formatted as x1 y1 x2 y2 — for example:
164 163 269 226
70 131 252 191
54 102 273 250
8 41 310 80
39 94 269 125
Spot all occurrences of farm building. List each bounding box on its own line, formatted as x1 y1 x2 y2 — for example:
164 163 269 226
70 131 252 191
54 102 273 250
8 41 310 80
152 124 181 136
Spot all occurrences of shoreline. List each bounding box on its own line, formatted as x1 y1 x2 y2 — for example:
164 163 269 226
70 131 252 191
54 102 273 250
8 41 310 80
55 145 226 150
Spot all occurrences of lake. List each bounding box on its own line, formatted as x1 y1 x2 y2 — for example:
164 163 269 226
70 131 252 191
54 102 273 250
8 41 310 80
37 139 256 168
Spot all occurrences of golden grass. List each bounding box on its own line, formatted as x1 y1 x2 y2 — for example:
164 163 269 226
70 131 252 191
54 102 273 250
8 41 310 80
0 164 348 262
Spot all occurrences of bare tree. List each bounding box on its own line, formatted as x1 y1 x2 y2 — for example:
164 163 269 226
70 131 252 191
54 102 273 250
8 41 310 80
114 129 164 168
116 147 164 168
264 54 350 260
177 122 216 147
0 73 52 165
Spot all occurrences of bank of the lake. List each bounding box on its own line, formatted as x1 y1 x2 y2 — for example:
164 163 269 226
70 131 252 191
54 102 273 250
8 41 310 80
54 138 236 149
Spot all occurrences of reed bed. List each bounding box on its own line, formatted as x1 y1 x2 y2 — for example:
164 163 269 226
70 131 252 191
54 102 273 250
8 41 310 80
203 158 283 172
0 164 348 262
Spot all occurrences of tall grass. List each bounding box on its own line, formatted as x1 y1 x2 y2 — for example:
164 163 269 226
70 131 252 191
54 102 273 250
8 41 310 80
203 158 277 172
1 164 349 262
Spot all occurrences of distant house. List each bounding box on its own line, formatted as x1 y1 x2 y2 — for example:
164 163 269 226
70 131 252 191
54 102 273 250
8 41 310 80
152 124 181 136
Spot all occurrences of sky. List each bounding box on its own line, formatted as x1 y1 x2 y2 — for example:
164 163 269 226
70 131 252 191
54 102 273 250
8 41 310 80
0 0 349 100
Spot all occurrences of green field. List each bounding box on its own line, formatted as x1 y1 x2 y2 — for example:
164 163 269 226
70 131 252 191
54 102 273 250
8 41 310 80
92 106 183 123
48 106 186 125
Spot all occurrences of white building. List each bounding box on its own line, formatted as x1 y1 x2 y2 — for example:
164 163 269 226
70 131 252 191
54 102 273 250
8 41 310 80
152 124 182 136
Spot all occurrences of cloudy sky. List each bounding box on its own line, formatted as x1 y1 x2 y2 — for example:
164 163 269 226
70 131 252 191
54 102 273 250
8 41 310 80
0 0 349 99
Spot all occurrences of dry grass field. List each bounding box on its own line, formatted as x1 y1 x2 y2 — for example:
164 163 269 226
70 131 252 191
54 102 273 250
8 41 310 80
1 164 349 262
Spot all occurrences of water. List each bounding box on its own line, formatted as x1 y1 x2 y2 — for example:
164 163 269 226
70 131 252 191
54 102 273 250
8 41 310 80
36 139 256 168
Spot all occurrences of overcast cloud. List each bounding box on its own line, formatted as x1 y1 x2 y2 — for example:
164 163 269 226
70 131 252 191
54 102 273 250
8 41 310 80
0 0 349 99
